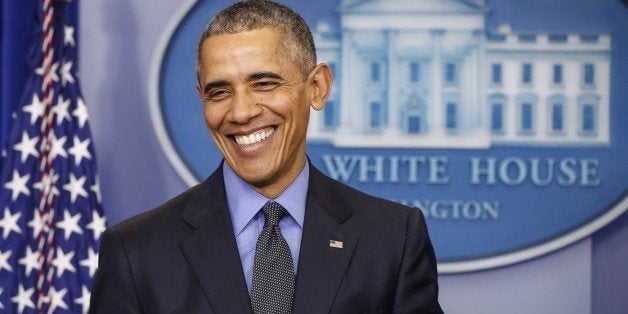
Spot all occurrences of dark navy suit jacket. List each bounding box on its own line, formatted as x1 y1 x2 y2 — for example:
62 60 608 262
89 164 443 313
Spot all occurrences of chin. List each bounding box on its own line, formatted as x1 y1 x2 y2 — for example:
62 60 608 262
236 166 275 185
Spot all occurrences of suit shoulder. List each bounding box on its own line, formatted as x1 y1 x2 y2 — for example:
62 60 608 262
109 183 201 238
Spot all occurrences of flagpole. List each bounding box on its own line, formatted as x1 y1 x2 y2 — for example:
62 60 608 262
35 1 58 312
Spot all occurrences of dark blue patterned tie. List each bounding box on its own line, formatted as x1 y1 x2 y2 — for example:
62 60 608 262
251 201 295 314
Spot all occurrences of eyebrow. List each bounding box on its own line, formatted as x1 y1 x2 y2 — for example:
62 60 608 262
248 71 284 81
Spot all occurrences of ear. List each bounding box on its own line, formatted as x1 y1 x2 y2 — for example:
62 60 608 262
306 63 333 111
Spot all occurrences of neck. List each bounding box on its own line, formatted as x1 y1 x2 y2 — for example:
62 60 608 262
252 157 307 199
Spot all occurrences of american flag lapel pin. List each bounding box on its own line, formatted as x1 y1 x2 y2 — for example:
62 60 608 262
329 239 344 249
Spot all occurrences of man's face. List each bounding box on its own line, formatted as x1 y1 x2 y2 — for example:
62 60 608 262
197 27 328 197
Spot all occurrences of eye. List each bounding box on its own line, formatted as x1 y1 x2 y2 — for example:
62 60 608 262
206 89 230 102
253 81 279 91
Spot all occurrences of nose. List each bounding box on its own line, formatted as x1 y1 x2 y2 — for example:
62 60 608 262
229 89 263 124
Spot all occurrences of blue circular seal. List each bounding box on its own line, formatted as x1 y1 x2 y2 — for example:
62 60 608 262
149 0 628 273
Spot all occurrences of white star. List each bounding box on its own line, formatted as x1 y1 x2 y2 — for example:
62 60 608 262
64 25 76 46
0 207 22 239
28 210 49 239
13 132 39 163
74 286 91 314
68 136 92 166
0 250 13 272
80 247 99 277
56 209 83 240
33 171 60 198
44 287 68 313
53 95 71 125
60 60 75 87
35 61 59 84
49 133 68 160
87 209 107 241
90 176 102 204
52 248 76 278
3 170 30 201
63 173 88 203
73 97 89 128
10 284 35 313
18 245 41 276
22 93 45 125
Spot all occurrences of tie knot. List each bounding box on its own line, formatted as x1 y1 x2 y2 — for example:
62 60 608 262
262 201 286 227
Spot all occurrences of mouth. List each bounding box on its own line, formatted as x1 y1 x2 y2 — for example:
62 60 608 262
233 127 276 146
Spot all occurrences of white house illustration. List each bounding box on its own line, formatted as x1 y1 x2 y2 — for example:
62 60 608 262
307 0 611 148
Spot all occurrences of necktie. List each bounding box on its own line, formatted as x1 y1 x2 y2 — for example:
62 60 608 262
251 201 295 314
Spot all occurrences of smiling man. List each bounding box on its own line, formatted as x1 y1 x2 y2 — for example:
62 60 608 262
90 1 442 313
199 26 319 199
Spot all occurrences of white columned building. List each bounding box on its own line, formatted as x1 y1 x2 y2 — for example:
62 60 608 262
309 0 610 148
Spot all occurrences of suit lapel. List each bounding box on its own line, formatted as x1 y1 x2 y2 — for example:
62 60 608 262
293 166 357 313
179 168 252 313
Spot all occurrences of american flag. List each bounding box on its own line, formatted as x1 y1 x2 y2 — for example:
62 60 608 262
0 0 106 313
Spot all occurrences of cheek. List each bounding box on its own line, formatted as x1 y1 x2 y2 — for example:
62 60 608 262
203 105 224 131
274 93 308 120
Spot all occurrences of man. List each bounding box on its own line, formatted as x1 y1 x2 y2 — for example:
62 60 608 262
90 1 443 313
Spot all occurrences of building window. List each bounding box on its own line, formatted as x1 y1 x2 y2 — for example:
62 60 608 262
553 64 563 84
446 102 458 131
409 62 420 82
487 33 507 42
518 34 537 43
581 104 595 133
489 93 507 135
517 94 538 135
522 63 533 84
324 101 336 129
491 103 504 133
445 63 457 84
520 102 534 133
548 95 567 135
577 94 599 136
580 34 599 43
549 34 568 43
370 102 382 128
491 64 502 84
408 116 421 134
404 95 426 134
370 62 381 82
583 63 595 85
550 102 564 133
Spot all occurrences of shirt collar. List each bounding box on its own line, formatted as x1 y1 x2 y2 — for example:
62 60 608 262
223 160 309 236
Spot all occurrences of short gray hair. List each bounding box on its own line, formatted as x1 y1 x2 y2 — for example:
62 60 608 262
196 0 316 82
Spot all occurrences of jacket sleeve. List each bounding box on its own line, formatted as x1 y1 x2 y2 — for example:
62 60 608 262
392 208 444 313
89 227 142 313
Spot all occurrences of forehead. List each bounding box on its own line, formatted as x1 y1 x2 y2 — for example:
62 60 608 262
204 27 280 52
199 28 292 75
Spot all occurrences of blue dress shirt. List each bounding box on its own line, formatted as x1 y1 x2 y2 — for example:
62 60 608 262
223 161 308 293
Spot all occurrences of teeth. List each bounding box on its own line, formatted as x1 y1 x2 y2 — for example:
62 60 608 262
235 128 274 146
